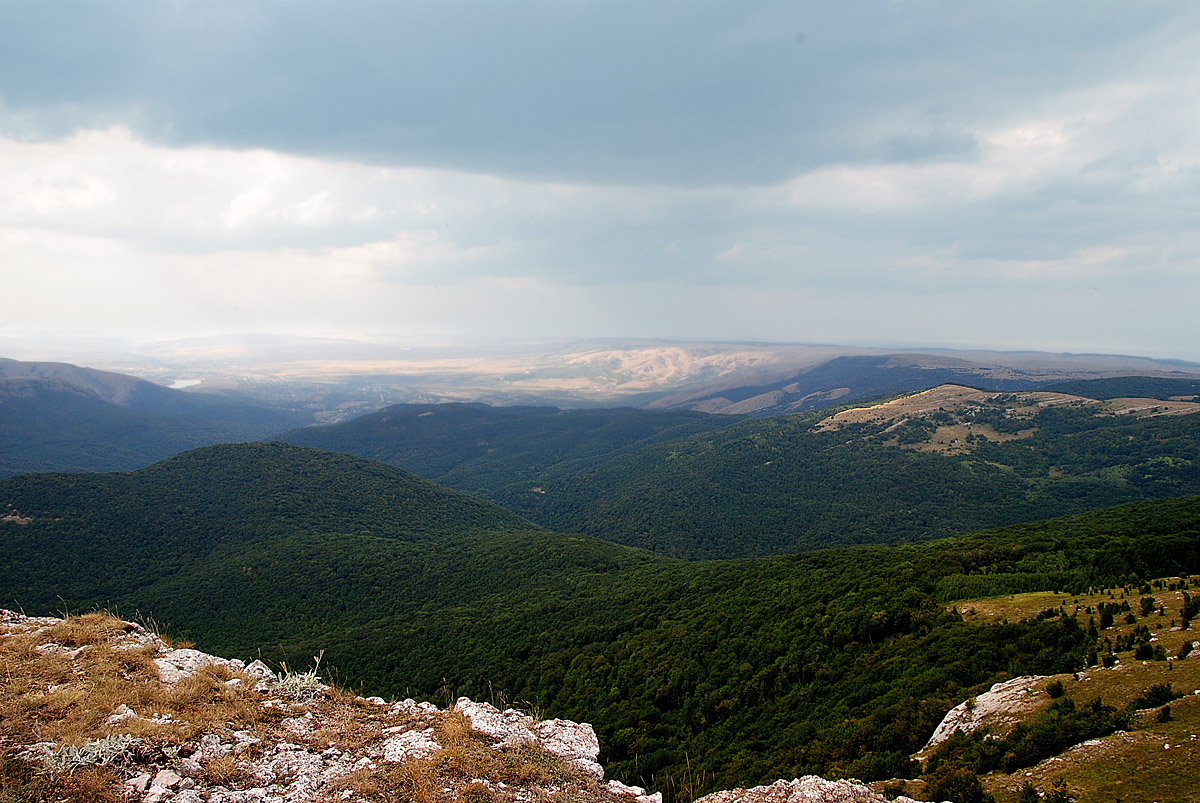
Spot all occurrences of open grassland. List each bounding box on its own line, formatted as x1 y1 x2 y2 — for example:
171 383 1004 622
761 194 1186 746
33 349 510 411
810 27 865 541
815 385 1200 457
955 579 1200 803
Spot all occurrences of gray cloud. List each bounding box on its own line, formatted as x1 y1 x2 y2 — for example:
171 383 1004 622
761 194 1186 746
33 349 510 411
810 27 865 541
2 2 1194 185
0 1 1196 359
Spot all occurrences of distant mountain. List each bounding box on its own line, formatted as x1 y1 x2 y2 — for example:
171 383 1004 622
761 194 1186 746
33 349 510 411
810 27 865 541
276 402 735 493
274 385 1200 559
2 443 1197 795
0 358 300 430
0 358 304 477
645 354 1042 415
645 353 1200 416
0 377 225 475
493 385 1200 558
1040 375 1200 401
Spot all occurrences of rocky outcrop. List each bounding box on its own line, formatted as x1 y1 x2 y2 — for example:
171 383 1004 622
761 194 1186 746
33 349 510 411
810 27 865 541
920 675 1048 754
0 609 662 803
454 697 605 779
695 776 923 803
2 608 928 803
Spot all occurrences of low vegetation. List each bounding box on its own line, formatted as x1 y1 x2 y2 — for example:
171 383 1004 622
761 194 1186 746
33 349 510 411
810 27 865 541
0 611 614 803
931 578 1200 803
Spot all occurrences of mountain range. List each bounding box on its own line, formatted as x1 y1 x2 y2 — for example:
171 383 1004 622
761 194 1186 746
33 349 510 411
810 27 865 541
2 349 1200 800
280 380 1200 558
0 358 303 476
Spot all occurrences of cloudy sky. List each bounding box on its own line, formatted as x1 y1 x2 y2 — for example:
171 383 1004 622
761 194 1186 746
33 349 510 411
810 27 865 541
1 1 1197 359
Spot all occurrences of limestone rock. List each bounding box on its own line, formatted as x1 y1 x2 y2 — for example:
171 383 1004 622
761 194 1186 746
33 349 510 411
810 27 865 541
196 734 231 758
125 772 153 793
245 658 276 688
152 768 183 789
608 779 665 803
381 727 442 763
155 647 230 683
695 776 923 803
533 717 603 779
105 704 137 726
455 697 538 747
922 675 1048 753
456 697 603 778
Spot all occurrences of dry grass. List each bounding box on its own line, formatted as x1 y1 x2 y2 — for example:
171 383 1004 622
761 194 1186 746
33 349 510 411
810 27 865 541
322 710 610 803
195 753 259 788
1102 397 1200 418
812 384 1199 457
953 579 1200 803
0 757 122 803
0 612 261 754
2 610 620 803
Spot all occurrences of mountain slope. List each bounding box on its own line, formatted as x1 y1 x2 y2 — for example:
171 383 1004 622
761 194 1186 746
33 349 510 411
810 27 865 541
1041 375 1200 401
0 378 223 475
644 354 1051 415
2 444 1198 796
645 353 1200 417
0 358 296 431
494 386 1200 558
0 359 304 477
276 403 736 493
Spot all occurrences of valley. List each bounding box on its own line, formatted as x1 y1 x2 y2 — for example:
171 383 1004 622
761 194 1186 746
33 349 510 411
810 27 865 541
287 381 1197 560
1 353 1199 802
2 436 1199 800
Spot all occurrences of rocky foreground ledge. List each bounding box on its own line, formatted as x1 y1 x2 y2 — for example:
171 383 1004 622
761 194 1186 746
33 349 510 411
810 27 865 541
0 610 918 803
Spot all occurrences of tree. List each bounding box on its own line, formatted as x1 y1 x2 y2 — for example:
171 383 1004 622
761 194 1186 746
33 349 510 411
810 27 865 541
926 763 993 803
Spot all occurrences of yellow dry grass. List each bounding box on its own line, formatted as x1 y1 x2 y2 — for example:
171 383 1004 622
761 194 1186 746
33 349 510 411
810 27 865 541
954 579 1200 803
3 610 615 803
814 384 1200 458
1102 397 1200 418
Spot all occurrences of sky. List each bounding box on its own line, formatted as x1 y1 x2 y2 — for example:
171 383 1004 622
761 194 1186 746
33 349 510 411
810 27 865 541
1 1 1197 360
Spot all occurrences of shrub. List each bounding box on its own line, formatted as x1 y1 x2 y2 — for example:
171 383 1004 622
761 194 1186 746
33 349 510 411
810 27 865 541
37 734 138 773
925 763 993 803
1017 781 1040 803
845 750 917 782
1046 679 1065 698
1043 777 1075 803
1132 683 1181 709
277 652 327 702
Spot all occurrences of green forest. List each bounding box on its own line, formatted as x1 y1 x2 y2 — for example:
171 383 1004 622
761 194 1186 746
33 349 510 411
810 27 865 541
278 394 1200 559
2 443 1198 798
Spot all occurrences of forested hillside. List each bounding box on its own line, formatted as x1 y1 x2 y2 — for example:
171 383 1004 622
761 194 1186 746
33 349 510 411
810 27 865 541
274 389 1200 560
0 379 231 476
2 444 1197 797
1041 375 1200 401
496 394 1200 558
277 403 735 493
